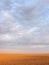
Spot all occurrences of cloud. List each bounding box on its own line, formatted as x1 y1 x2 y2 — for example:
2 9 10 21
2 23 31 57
0 34 12 41
0 12 24 45
0 11 23 34
0 11 49 46
0 0 49 53
0 45 49 53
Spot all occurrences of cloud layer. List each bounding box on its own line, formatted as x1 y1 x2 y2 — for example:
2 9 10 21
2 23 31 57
0 0 49 53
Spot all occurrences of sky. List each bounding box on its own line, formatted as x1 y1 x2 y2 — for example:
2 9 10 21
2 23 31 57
0 0 49 53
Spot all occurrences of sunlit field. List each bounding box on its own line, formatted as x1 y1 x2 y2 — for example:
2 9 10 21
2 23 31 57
0 54 49 65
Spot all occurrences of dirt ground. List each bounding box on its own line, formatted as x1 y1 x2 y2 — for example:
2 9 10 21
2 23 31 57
0 54 49 65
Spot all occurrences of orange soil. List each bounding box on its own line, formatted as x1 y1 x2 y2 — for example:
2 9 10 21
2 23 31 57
0 54 49 61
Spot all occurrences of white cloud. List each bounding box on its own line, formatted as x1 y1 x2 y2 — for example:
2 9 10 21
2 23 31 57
0 34 12 41
26 27 39 33
29 45 46 48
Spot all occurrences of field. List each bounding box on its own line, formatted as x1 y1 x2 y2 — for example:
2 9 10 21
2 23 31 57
0 54 49 65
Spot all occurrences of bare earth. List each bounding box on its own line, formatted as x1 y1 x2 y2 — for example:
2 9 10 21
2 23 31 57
0 54 49 65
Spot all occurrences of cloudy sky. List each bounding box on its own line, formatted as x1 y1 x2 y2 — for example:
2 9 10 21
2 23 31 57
0 0 49 53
